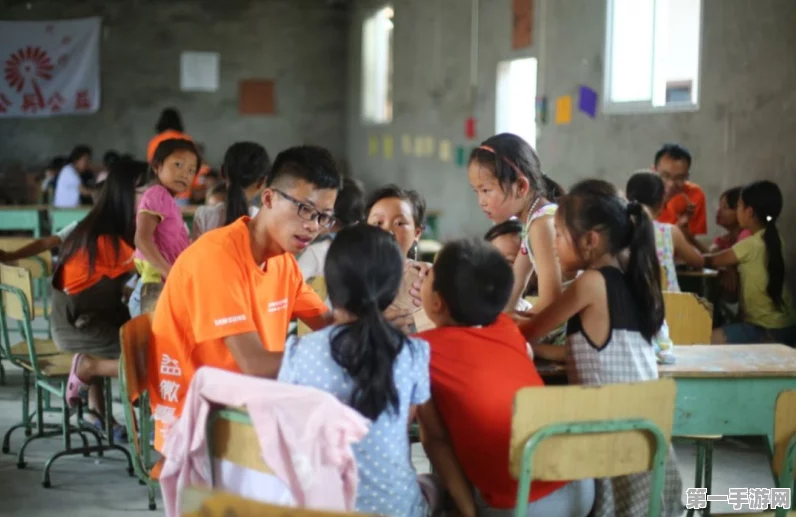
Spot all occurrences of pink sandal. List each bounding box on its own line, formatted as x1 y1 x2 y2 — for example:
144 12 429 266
66 353 87 407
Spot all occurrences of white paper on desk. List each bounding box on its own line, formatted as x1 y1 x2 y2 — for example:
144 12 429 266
180 51 219 92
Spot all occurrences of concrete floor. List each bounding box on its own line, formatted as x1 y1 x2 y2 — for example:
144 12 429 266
0 315 780 516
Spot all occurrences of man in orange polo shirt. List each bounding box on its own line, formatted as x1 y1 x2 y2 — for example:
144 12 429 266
147 145 341 450
654 143 707 236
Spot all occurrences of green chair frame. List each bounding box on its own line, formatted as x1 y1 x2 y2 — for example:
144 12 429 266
514 418 669 517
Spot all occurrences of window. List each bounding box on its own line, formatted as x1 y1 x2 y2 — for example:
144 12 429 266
605 0 702 111
495 58 538 146
361 6 393 124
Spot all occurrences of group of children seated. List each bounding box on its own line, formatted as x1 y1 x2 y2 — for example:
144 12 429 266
2 131 794 517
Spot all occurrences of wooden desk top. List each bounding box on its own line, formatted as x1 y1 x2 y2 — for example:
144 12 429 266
659 344 796 378
676 268 719 278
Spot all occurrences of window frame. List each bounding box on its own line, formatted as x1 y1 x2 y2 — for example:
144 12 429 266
602 0 704 115
360 5 394 126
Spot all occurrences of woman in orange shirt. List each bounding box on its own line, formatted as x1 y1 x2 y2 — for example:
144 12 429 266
53 158 145 437
147 108 191 162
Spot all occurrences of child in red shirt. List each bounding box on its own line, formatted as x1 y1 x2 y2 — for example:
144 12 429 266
417 239 594 517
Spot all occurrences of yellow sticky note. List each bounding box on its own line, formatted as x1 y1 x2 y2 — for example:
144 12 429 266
383 135 394 159
369 136 379 156
555 95 572 125
401 135 412 155
413 136 424 157
438 139 452 162
425 137 435 157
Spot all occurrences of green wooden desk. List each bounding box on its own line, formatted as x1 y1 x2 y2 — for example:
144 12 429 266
0 205 46 237
181 205 197 231
659 344 796 439
50 207 90 233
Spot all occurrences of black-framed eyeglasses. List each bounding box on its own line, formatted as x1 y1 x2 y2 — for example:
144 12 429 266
273 189 336 229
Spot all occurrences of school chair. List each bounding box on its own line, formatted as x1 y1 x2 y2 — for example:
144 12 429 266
181 486 370 517
118 313 160 511
418 239 442 263
0 237 53 339
663 291 713 345
0 263 132 487
510 379 677 517
297 276 328 337
206 407 273 484
663 290 719 517
0 262 71 452
711 390 796 517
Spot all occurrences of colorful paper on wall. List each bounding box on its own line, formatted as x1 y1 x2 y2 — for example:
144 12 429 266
413 136 424 156
402 135 412 155
535 96 548 124
369 136 379 156
512 0 534 49
424 137 436 157
383 135 394 159
578 86 598 118
438 139 452 162
555 95 572 125
455 146 466 167
465 117 476 139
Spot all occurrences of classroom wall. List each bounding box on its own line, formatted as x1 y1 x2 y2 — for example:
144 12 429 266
0 0 348 169
346 0 796 265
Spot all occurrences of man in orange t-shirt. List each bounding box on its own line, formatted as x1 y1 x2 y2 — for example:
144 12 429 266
147 145 340 450
654 143 707 235
417 240 591 516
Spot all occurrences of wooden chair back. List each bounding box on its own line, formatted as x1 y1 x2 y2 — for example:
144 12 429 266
0 237 53 278
208 409 273 477
297 277 328 337
120 314 152 404
773 390 796 478
181 487 368 517
663 291 713 344
0 263 34 321
510 379 676 480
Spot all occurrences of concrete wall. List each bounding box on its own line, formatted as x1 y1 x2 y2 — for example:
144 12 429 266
0 0 348 168
346 0 796 267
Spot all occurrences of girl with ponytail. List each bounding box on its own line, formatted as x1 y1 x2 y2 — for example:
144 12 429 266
518 179 683 517
706 180 796 344
191 142 270 239
278 224 432 517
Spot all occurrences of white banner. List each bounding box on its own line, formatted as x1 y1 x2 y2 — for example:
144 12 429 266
0 17 100 118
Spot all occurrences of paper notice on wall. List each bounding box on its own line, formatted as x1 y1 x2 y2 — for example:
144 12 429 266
438 139 452 162
555 95 572 125
424 137 436 157
383 135 394 159
369 136 379 156
180 51 219 92
402 134 412 155
413 136 424 157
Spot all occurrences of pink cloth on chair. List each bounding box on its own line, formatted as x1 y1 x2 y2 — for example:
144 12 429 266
158 367 370 517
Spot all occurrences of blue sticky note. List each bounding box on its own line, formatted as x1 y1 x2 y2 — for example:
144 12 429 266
578 86 598 118
536 96 548 124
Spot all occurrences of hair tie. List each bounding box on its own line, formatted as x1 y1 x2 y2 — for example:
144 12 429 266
626 201 642 217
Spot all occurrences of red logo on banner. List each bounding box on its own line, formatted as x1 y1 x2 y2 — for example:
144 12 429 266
4 46 54 112
0 93 11 113
48 92 65 112
75 89 90 110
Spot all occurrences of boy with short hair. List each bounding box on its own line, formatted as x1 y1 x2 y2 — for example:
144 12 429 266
417 239 593 517
147 145 342 450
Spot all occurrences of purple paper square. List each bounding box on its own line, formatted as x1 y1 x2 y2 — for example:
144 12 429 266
578 85 598 118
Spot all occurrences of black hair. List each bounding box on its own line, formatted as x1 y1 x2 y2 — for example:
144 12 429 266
207 183 228 201
335 178 366 227
469 133 548 197
559 179 664 342
59 157 141 274
721 186 742 210
432 238 513 326
48 156 66 172
149 138 202 182
67 145 92 165
626 171 666 210
222 142 270 225
484 219 523 242
103 150 121 169
365 184 426 230
324 224 410 420
266 145 341 190
545 176 567 200
740 181 786 311
654 143 692 168
155 108 184 133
